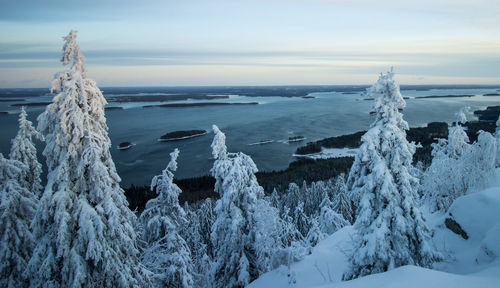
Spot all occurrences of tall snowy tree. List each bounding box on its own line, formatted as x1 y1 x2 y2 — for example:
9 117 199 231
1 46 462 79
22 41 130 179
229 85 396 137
27 31 150 288
332 174 353 224
496 116 500 167
318 191 348 236
0 154 37 287
184 201 214 288
140 149 194 288
9 107 43 195
306 217 324 247
463 131 496 191
344 70 441 280
422 107 471 212
446 107 471 159
210 125 278 287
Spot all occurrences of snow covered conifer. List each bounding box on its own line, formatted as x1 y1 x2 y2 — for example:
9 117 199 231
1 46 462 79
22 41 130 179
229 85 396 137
27 31 150 288
318 191 348 235
9 107 43 195
333 174 353 224
463 131 496 191
279 206 305 248
0 154 37 287
422 107 472 212
284 182 301 214
294 202 310 238
210 125 278 287
140 148 194 288
253 198 281 274
270 188 281 209
446 107 471 159
344 70 441 280
496 116 500 167
306 217 324 247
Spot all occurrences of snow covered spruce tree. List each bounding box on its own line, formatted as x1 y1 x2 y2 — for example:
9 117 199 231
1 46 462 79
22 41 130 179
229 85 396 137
318 191 347 236
210 125 279 287
27 31 151 288
343 70 441 280
184 201 214 288
139 148 194 288
496 116 500 167
9 107 44 195
462 131 496 191
422 107 471 212
0 154 37 287
333 174 353 224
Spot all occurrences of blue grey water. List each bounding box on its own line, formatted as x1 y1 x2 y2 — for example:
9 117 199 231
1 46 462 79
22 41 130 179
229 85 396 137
1 87 499 187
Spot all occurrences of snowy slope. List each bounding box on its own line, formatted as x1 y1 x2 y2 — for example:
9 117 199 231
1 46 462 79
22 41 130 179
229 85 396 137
249 169 500 288
318 265 500 288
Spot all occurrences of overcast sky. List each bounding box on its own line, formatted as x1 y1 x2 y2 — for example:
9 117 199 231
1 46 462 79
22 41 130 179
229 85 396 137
0 0 499 87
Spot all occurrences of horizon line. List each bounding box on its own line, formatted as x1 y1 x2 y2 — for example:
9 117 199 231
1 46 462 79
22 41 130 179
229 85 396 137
1 83 500 90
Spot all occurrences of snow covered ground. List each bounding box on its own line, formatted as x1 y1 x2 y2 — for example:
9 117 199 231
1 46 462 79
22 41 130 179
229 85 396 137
249 169 500 288
293 148 359 160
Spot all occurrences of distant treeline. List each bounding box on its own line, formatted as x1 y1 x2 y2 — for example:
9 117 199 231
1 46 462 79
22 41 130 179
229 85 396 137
124 157 353 211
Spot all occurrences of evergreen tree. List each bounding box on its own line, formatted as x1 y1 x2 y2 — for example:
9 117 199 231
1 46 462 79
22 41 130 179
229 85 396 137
184 207 212 288
279 206 305 248
306 217 324 247
0 154 37 287
9 107 43 195
305 181 325 218
140 149 194 288
294 202 310 238
283 182 300 215
253 198 281 274
446 107 471 159
318 191 348 235
422 108 471 212
463 131 496 191
269 188 281 210
27 31 150 288
344 70 441 280
210 125 278 287
332 174 353 224
496 116 500 167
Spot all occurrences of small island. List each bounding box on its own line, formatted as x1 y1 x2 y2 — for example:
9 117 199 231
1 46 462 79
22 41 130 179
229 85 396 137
158 130 207 141
288 136 306 143
0 99 25 102
249 139 274 145
415 94 474 99
11 102 52 107
117 142 134 150
105 106 124 111
156 102 259 108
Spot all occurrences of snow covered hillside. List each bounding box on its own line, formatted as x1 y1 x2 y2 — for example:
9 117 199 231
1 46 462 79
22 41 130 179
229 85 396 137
249 169 500 288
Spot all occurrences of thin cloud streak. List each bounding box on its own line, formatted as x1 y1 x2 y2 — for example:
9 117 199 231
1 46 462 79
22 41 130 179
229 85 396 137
0 0 499 87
